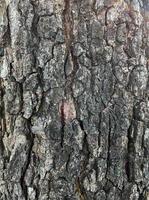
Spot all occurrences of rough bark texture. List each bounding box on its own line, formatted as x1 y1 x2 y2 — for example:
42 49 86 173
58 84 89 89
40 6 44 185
0 0 149 199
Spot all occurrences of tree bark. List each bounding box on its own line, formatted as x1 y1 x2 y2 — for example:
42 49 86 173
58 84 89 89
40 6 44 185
0 0 149 199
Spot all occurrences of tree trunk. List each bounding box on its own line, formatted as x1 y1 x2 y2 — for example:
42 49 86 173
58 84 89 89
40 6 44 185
0 0 149 199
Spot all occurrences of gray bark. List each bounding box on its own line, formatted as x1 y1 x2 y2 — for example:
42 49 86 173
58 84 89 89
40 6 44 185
0 0 149 199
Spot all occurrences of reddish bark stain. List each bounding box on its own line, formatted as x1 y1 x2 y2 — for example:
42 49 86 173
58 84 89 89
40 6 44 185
59 99 76 123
